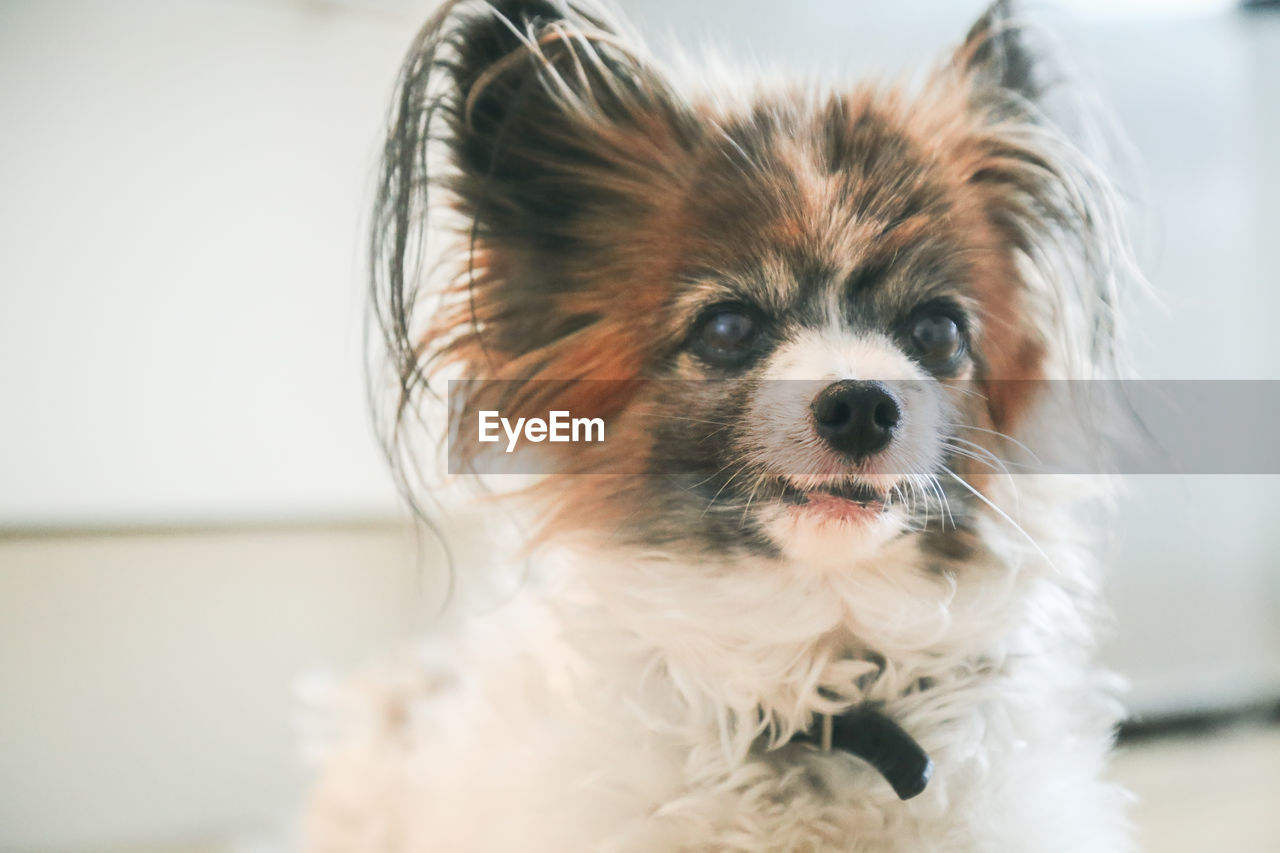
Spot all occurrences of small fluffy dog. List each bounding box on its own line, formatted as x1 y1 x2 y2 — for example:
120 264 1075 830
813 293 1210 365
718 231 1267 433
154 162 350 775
305 1 1137 850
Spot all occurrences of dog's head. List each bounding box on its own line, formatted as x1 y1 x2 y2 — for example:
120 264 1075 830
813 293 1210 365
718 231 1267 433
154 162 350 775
376 0 1126 567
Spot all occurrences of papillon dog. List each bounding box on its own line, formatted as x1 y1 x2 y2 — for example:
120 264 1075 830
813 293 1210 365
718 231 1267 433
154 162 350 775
304 1 1137 849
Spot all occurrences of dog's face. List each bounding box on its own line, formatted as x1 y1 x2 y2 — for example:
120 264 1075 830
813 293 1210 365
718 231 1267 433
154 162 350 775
629 97 1019 564
380 0 1118 565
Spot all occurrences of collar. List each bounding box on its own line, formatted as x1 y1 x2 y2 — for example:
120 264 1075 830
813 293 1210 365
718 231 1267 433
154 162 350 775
793 706 934 800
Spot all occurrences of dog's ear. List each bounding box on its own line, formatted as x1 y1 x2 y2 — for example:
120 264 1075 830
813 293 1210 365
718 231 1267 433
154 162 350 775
944 1 1129 416
439 0 684 246
374 0 698 482
955 0 1040 108
945 3 1057 426
375 0 695 374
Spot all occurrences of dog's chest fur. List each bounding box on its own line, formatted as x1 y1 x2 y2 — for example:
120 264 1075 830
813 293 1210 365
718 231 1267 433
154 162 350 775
304 491 1128 852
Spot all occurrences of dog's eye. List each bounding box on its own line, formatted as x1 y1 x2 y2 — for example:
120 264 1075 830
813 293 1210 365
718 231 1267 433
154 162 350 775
908 308 965 367
692 305 759 366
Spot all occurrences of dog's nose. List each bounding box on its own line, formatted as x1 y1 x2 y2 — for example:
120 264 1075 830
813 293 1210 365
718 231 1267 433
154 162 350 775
811 380 900 457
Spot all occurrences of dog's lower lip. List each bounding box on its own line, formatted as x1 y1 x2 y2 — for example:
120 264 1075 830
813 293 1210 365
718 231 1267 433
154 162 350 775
780 480 885 509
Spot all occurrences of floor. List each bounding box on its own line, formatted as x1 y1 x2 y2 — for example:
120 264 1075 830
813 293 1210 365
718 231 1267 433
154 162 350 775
97 724 1280 853
1112 723 1280 853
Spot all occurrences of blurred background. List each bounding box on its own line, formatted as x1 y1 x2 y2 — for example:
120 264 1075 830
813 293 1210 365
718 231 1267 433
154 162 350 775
1 0 1278 851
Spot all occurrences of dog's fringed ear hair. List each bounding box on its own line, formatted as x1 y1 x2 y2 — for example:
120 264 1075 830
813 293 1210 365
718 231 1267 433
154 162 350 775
957 0 1040 107
442 0 675 242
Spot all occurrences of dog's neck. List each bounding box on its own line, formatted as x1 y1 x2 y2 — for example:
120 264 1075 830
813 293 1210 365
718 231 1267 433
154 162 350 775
534 503 1075 772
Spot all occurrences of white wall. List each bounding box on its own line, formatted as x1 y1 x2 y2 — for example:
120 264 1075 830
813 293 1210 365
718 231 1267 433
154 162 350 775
1066 11 1280 715
0 0 416 528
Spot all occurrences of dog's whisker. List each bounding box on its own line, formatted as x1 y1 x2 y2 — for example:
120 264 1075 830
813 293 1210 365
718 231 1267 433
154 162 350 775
942 466 1054 569
944 422 1043 464
630 411 736 429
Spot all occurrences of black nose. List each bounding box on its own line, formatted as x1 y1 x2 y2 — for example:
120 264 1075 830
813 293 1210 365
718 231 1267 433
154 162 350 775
811 380 901 458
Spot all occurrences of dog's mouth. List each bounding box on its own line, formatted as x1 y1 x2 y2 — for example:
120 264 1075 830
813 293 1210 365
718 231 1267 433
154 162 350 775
778 478 887 521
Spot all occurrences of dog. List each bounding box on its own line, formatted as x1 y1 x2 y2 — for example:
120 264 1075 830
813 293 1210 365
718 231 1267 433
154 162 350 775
304 1 1137 849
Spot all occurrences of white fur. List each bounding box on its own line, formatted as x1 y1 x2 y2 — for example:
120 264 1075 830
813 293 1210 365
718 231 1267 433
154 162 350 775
303 470 1130 852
